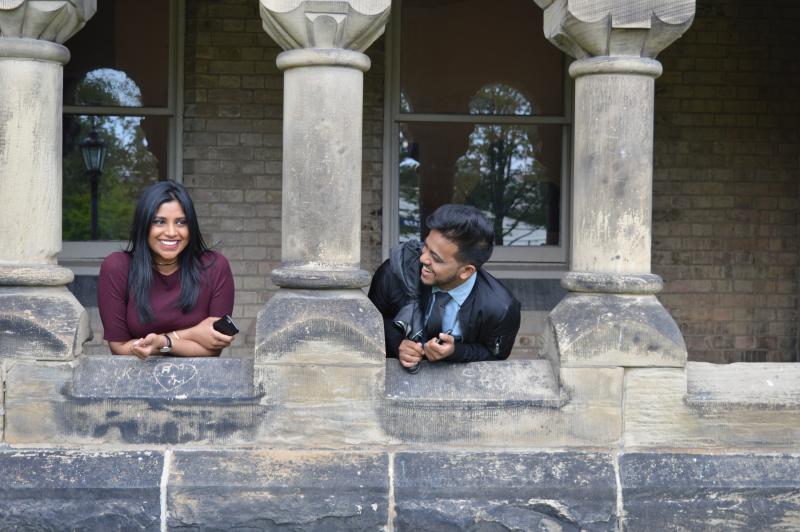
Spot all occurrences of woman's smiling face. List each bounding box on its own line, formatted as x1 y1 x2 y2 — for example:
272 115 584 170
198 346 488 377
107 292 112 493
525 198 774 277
148 200 189 263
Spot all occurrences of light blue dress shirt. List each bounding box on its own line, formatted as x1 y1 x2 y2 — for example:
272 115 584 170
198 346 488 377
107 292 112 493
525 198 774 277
424 272 477 338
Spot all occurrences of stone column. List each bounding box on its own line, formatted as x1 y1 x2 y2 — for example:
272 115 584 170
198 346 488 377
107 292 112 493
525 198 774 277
535 0 695 371
255 0 390 444
0 0 96 361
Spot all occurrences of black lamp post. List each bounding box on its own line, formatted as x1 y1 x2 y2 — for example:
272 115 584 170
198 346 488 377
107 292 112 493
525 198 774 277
80 120 107 240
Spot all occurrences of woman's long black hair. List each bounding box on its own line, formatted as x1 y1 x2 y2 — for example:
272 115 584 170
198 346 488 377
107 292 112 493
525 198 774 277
126 180 211 323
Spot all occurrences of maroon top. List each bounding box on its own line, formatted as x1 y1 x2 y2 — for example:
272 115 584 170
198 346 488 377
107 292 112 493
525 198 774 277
98 251 235 342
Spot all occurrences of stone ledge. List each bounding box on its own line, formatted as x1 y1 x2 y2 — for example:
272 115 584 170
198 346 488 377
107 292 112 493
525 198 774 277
0 449 162 530
167 450 389 530
4 361 266 445
394 451 618 531
624 368 800 450
70 355 256 400
686 361 800 408
385 359 561 407
620 452 800 531
383 366 622 447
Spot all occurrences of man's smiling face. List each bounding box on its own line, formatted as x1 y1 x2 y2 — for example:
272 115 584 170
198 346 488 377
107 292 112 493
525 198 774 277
419 229 475 291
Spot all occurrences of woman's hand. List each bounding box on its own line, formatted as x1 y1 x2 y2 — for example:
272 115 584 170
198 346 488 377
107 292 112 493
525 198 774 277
130 333 169 360
181 316 234 352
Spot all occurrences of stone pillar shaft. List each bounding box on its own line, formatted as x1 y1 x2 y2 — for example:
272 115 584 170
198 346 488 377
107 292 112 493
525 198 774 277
571 58 661 275
278 49 368 280
261 0 389 289
0 40 68 268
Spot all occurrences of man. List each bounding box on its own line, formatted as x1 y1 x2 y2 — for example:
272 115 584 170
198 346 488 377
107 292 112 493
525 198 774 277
369 204 521 369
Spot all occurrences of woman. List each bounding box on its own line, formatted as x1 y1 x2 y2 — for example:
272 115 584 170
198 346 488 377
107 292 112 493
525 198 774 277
98 180 235 359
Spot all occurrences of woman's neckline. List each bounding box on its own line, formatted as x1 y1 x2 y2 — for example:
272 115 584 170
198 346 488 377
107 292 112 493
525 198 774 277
153 263 180 277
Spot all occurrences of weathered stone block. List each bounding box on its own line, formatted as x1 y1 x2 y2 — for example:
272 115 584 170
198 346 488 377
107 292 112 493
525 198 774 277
687 361 800 408
168 450 389 530
5 360 265 445
255 289 386 445
383 362 622 448
621 453 800 531
394 451 618 531
385 359 561 406
3 360 69 443
624 367 800 449
546 293 686 368
255 289 385 365
71 355 255 399
0 449 162 530
0 286 90 361
64 398 266 445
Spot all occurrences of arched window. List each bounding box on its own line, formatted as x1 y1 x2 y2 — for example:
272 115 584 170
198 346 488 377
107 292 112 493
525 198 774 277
60 0 181 265
386 0 571 265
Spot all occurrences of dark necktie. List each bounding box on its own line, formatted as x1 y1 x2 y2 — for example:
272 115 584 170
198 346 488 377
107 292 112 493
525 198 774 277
425 291 452 342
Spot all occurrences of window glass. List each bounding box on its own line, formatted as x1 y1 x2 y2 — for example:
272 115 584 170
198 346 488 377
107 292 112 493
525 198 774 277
61 0 175 245
399 0 564 116
63 0 170 108
399 121 563 246
392 0 569 261
62 115 168 241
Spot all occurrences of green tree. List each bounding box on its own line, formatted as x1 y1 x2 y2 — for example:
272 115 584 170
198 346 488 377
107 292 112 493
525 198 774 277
455 84 551 246
63 69 160 241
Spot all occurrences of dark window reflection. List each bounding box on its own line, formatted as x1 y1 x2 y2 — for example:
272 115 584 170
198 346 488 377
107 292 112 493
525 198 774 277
400 0 564 116
399 119 562 246
62 115 167 241
64 0 169 108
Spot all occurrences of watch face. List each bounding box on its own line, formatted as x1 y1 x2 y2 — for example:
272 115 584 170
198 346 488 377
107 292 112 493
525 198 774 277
160 334 172 353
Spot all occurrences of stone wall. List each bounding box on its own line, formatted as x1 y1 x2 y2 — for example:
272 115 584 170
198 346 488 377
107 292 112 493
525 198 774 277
2 354 800 529
653 0 800 363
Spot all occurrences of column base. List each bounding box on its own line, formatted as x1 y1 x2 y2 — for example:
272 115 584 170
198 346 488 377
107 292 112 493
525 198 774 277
0 263 74 286
542 292 687 370
0 286 90 361
271 266 371 289
254 289 387 445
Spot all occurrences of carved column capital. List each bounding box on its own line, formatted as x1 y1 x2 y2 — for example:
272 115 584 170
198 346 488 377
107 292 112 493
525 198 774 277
259 0 391 51
534 0 695 59
0 0 95 43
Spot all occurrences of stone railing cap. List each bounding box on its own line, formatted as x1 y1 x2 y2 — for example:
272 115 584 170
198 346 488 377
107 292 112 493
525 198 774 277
385 359 561 407
70 355 256 400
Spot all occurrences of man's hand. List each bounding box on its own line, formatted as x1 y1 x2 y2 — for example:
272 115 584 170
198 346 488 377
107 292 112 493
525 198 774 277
424 333 455 361
398 338 425 368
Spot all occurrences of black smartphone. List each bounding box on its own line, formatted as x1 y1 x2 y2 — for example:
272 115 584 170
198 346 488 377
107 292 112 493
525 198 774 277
213 314 240 336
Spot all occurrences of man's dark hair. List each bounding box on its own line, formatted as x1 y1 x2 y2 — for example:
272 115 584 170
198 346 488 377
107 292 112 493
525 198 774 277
425 204 494 268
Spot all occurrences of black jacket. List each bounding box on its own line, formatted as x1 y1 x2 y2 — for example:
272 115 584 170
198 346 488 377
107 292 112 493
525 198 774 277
368 249 521 362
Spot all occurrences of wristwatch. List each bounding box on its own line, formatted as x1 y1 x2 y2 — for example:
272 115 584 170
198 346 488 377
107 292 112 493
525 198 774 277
159 334 173 353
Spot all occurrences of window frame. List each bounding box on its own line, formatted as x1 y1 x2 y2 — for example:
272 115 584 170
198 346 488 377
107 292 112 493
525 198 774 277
381 0 573 271
59 0 185 275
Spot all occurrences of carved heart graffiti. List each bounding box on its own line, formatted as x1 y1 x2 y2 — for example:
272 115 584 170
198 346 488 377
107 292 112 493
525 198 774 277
153 363 198 392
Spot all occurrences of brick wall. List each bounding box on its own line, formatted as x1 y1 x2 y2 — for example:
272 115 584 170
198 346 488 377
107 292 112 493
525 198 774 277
183 0 384 357
653 0 800 362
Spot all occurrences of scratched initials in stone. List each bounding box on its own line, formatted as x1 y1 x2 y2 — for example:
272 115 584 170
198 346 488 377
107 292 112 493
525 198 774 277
153 363 198 391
